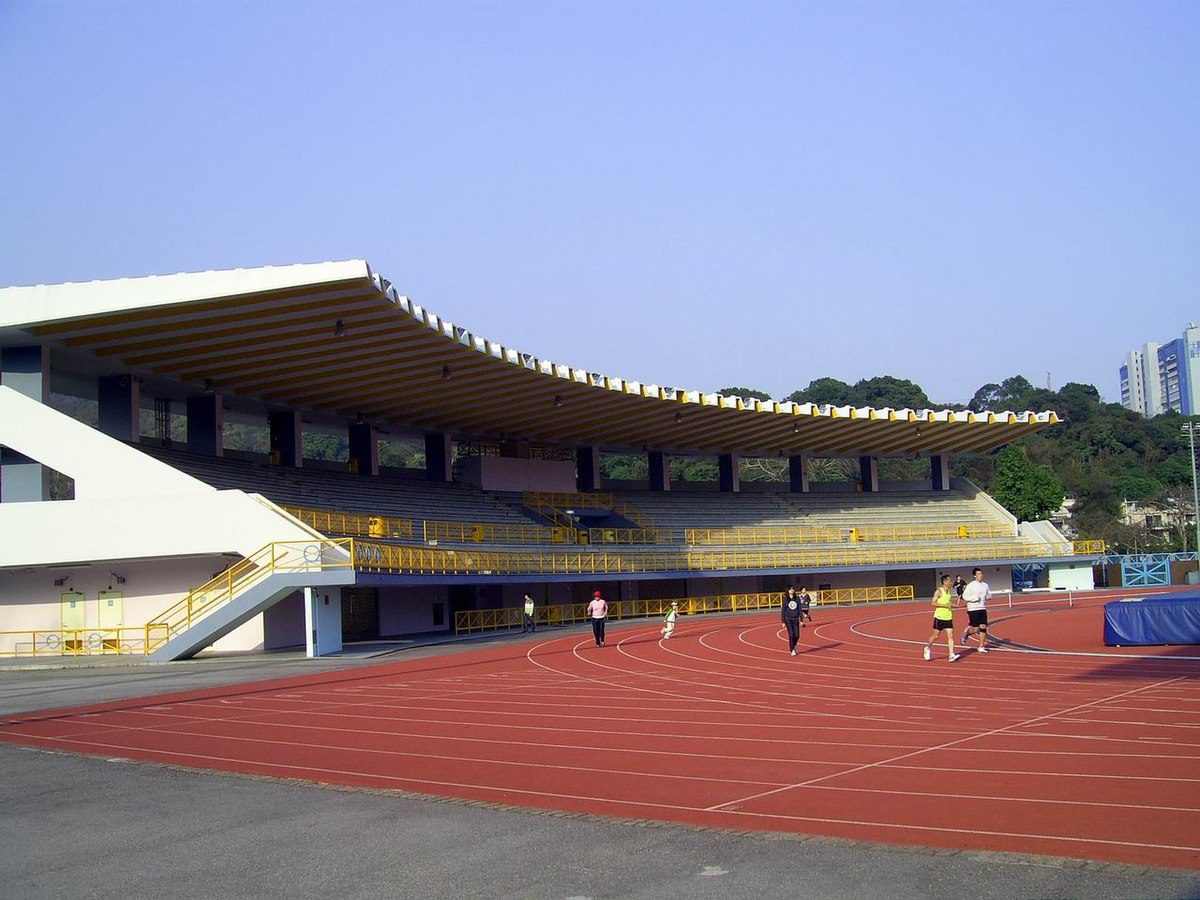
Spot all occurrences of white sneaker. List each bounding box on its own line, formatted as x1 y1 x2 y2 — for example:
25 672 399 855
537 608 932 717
949 653 960 662
977 646 989 653
922 645 931 661
790 649 797 656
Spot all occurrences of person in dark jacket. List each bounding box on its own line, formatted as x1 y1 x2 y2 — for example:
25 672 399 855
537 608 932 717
782 586 803 656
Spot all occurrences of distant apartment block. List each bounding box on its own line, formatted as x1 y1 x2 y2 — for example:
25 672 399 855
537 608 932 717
1120 323 1200 416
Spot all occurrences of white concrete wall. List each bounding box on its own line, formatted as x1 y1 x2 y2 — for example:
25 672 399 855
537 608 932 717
0 491 322 568
379 585 449 635
458 456 577 492
0 555 265 652
0 386 211 500
308 586 343 655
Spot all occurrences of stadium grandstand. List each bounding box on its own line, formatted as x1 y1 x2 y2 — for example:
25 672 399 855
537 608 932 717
0 260 1101 661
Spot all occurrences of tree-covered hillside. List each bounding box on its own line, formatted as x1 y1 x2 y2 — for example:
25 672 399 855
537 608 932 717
782 374 1197 552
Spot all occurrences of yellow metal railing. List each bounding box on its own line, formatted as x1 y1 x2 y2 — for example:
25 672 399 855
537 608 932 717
422 519 575 545
578 526 674 544
284 506 673 546
1 531 1104 658
283 506 414 540
524 490 656 528
454 585 916 634
143 539 354 654
283 504 1093 561
0 627 150 658
353 537 1105 577
684 522 1014 545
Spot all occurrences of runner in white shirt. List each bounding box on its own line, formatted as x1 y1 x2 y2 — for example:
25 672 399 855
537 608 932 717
960 567 991 653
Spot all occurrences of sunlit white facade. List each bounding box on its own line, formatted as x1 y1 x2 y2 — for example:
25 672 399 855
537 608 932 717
1120 324 1200 416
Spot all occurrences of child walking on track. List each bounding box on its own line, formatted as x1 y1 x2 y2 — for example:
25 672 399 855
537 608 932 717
798 586 813 626
661 601 679 639
923 574 960 662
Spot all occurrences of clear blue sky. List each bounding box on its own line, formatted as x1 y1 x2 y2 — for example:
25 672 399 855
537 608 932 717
2 1 1197 406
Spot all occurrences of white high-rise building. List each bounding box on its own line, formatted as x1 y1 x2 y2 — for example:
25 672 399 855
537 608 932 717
1120 324 1200 416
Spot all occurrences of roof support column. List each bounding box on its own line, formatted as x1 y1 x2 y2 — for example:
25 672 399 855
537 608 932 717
1 346 50 501
648 451 670 492
269 411 302 467
186 394 223 457
349 421 378 476
98 374 140 443
859 455 879 493
576 446 601 492
425 432 452 483
719 453 740 492
931 453 951 491
789 452 810 493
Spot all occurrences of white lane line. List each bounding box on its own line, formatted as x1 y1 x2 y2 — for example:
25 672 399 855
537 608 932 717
883 762 1200 783
3 725 786 789
7 731 1199 857
797 782 1200 814
706 675 1189 812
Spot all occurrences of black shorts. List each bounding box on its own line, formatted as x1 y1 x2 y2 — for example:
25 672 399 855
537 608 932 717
933 618 954 631
967 609 988 628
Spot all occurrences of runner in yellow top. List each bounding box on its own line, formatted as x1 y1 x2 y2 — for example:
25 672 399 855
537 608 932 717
922 573 960 662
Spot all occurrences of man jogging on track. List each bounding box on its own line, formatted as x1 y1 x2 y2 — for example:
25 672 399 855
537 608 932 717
923 573 960 662
961 567 991 653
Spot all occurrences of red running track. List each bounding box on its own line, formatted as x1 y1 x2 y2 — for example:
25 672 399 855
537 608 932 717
2 596 1198 871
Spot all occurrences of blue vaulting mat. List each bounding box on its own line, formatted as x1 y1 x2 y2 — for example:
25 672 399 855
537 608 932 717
1104 594 1200 646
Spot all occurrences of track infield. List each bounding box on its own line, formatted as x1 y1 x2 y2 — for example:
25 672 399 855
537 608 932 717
2 595 1197 871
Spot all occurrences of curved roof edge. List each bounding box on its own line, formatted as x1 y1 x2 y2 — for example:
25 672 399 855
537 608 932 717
0 260 1059 456
365 267 1060 429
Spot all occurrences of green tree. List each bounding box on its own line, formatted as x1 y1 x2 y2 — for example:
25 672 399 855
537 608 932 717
600 453 647 481
989 445 1064 521
1056 382 1101 424
786 378 853 406
853 376 929 410
718 387 772 402
969 376 1054 413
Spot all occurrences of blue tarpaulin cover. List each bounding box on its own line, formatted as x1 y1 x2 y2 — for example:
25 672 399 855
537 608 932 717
1104 594 1200 646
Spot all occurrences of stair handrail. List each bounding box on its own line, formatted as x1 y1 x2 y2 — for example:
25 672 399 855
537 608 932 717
144 538 353 653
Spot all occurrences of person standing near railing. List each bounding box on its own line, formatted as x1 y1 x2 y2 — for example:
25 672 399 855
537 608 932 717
798 586 813 627
587 590 608 646
522 593 536 633
782 587 802 656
